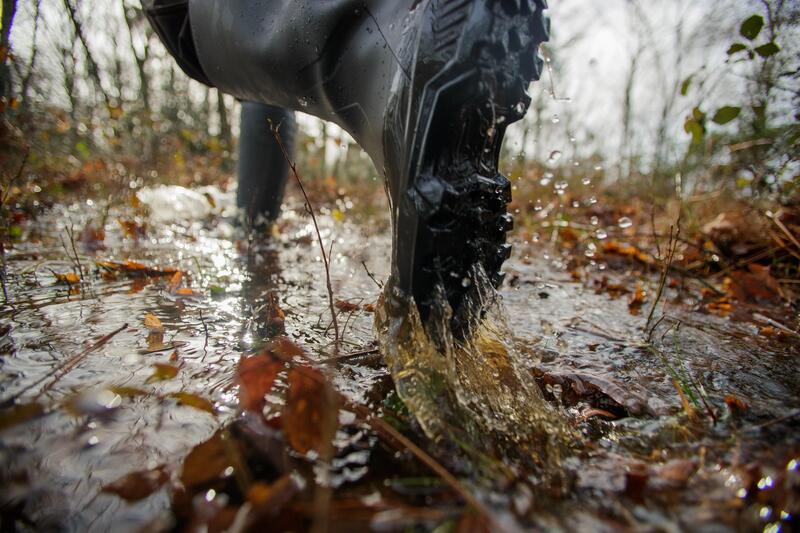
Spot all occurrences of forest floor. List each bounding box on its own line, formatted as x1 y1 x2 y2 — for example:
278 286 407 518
0 163 798 531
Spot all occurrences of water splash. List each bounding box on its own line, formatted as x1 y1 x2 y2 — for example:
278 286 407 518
375 268 572 480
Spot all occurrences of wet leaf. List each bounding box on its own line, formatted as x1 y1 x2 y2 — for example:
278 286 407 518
267 336 306 360
171 392 216 415
174 287 200 297
247 474 300 509
679 75 693 96
655 459 696 488
102 465 168 501
117 218 147 239
534 369 648 416
143 313 163 332
628 282 646 315
731 264 782 304
180 431 230 490
283 367 339 455
108 386 148 398
0 402 45 432
96 259 179 277
712 106 741 125
53 272 80 284
167 271 183 293
335 299 360 312
725 394 749 416
740 14 764 40
237 354 283 412
79 223 105 251
145 363 179 383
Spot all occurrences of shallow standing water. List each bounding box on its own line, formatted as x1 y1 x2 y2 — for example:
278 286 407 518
1 185 798 531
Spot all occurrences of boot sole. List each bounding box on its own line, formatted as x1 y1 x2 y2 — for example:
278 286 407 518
402 0 549 329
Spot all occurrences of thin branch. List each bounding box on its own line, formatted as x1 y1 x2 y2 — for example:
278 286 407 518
270 122 340 353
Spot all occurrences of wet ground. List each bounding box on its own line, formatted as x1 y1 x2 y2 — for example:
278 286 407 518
1 185 798 532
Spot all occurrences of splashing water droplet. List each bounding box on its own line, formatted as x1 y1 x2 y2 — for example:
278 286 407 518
595 229 608 240
547 151 562 163
590 216 599 226
551 114 560 124
581 177 592 186
618 217 633 229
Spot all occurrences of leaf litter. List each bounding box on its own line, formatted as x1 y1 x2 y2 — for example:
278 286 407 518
0 186 798 531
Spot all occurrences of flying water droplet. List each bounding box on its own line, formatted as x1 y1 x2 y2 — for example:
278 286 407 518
618 217 633 229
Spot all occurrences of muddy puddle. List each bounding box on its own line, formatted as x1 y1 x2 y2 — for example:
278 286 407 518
1 185 798 531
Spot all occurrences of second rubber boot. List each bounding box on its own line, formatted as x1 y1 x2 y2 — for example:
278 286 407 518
236 102 296 224
186 0 550 330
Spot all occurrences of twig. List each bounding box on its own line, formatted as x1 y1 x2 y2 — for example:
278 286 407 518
347 401 496 525
361 260 383 289
1 323 128 406
321 347 380 364
646 222 679 336
199 310 209 360
270 122 339 354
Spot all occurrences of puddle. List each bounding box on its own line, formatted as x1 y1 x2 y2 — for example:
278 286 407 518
1 185 798 531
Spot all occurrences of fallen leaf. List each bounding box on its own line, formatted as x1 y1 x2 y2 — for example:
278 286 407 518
108 386 149 398
335 299 360 312
53 272 80 284
117 218 147 239
80 224 105 251
267 336 306 361
143 313 163 332
174 287 200 297
180 431 231 490
725 394 748 416
283 366 339 455
145 363 179 384
628 282 647 315
654 459 696 488
96 259 179 277
731 264 782 304
0 402 45 432
247 475 301 510
533 369 648 416
171 392 215 415
167 271 183 293
237 354 283 412
102 465 168 501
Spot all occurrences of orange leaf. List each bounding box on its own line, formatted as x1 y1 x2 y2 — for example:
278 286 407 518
171 392 216 415
334 300 360 312
283 367 339 455
145 363 179 383
237 354 283 412
143 313 163 331
54 272 80 284
167 271 183 293
102 466 168 501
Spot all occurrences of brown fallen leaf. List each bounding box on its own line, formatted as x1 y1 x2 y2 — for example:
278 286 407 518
102 465 168 501
725 394 748 417
145 363 179 384
53 272 80 284
179 431 231 490
80 223 105 251
731 264 782 304
247 475 301 509
117 218 147 240
334 299 360 312
167 271 183 293
534 369 648 416
143 313 163 332
171 392 216 415
628 282 647 315
96 259 179 277
283 366 339 455
237 353 283 412
0 402 45 432
654 459 697 489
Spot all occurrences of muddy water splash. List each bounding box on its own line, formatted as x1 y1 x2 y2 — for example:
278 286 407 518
376 267 572 480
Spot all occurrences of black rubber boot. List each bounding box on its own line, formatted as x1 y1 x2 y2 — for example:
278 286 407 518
236 102 296 223
152 0 549 329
